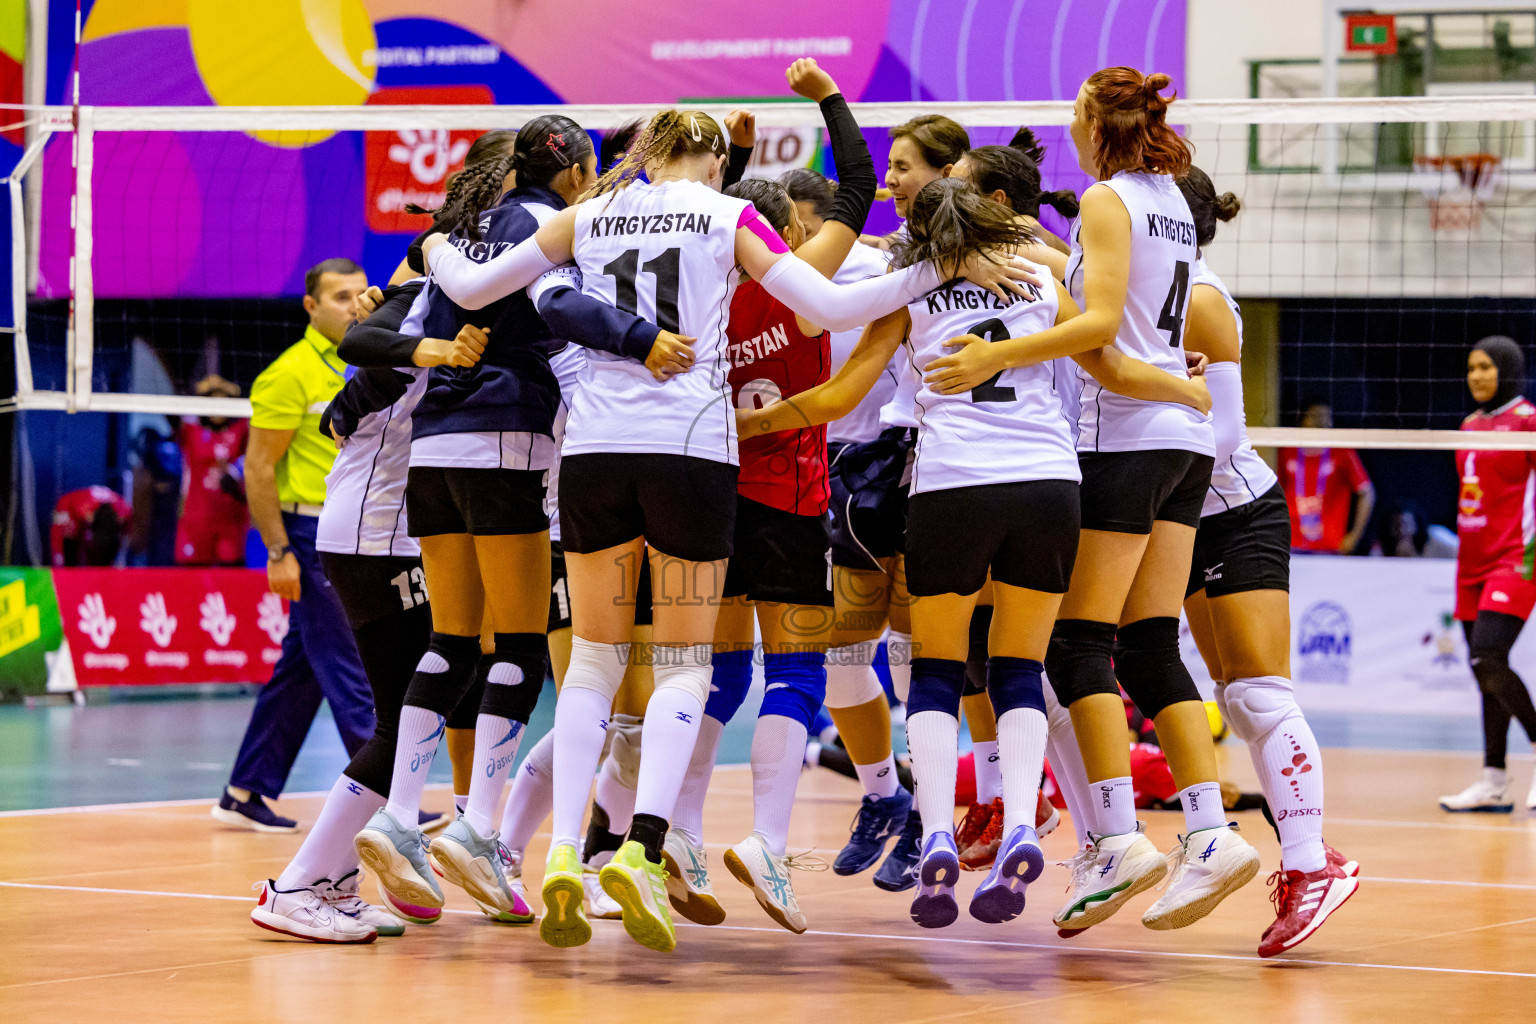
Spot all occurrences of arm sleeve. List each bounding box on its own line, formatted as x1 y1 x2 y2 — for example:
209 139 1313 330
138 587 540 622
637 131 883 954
322 368 411 440
758 255 938 333
427 234 559 310
535 284 660 362
723 143 754 190
818 93 877 233
336 282 427 368
1203 361 1245 463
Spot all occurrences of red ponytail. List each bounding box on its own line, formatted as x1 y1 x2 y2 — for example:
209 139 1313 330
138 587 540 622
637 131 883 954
1082 67 1192 179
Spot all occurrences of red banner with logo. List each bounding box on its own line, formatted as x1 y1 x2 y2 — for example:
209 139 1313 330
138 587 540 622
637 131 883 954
52 569 288 686
364 84 495 234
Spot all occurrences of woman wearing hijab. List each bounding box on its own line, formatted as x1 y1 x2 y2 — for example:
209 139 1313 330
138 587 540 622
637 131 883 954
1441 336 1536 814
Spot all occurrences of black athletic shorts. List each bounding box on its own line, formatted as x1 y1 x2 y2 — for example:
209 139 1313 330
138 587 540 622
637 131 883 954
548 541 654 632
905 480 1080 598
827 428 915 572
1186 483 1292 599
721 495 834 608
406 466 548 538
1078 450 1215 534
558 452 738 563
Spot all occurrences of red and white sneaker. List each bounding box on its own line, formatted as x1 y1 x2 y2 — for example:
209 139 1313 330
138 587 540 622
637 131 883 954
1325 842 1359 878
954 800 995 854
1035 790 1060 839
250 879 377 944
1258 860 1358 957
959 800 1004 870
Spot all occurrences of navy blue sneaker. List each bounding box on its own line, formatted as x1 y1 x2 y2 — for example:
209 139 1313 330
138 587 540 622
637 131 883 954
909 831 960 929
833 790 913 876
211 788 298 833
872 808 923 892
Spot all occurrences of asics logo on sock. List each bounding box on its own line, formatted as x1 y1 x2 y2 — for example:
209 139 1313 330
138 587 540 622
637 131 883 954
1099 785 1113 809
420 720 446 746
987 754 999 763
1098 856 1115 877
1198 838 1219 862
877 767 890 777
1276 807 1322 821
675 712 693 724
492 722 523 750
484 752 517 777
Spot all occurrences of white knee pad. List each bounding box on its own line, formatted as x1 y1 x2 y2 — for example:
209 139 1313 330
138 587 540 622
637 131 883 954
652 644 713 708
825 640 884 708
887 631 914 704
607 712 644 789
561 636 630 703
1219 675 1302 745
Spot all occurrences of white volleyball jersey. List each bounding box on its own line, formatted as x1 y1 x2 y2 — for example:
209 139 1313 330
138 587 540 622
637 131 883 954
879 359 921 430
317 286 430 558
828 243 901 444
563 180 752 464
1191 257 1278 518
906 269 1079 494
1067 172 1214 455
544 335 590 545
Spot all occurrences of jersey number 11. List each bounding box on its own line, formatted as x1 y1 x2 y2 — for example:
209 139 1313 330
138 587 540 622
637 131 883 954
604 248 681 333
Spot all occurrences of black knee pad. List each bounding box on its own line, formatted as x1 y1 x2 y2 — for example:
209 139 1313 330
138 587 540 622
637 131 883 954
963 604 992 697
448 666 486 730
907 657 967 718
401 632 482 717
477 632 549 725
1043 619 1119 706
1113 616 1200 720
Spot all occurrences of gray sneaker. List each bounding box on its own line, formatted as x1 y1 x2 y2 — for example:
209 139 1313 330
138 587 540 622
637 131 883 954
431 814 529 921
354 809 443 909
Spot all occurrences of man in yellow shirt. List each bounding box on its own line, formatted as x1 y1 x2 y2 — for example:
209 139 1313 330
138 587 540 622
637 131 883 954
213 259 377 832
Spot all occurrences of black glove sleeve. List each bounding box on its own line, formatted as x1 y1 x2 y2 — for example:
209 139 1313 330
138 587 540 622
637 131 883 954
819 93 877 234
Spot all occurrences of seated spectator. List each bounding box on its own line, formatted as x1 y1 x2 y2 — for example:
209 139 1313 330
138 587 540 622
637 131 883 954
176 375 251 566
1280 403 1376 554
51 486 132 567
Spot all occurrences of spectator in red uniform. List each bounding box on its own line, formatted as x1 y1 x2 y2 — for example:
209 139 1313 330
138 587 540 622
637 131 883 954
1280 403 1375 553
1439 337 1536 814
51 485 132 567
176 375 250 566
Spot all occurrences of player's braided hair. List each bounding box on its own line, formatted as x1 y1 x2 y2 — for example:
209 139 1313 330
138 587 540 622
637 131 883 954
432 152 517 242
404 127 517 223
891 177 1036 277
584 109 725 199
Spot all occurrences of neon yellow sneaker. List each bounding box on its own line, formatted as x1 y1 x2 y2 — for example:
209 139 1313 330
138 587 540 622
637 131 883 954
539 842 590 948
599 840 677 953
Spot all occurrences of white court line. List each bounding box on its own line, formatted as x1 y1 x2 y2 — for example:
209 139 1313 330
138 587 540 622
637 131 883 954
0 783 458 819
4 880 1535 980
1363 875 1536 891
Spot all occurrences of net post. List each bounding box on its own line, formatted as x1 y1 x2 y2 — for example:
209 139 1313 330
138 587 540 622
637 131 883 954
68 105 93 413
6 131 49 402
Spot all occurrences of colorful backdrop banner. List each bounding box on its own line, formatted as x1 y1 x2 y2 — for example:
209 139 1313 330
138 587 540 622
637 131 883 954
0 568 65 698
35 0 1187 295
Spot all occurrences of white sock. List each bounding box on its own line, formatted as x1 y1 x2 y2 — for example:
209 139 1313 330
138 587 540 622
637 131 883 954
854 753 901 799
454 793 468 814
750 715 807 857
1043 683 1092 846
550 686 611 851
972 739 1002 803
633 685 706 821
1256 715 1327 872
997 708 1047 837
465 714 523 836
887 631 914 703
1090 775 1136 836
906 709 959 842
595 750 637 835
672 716 724 846
1179 781 1226 834
385 706 445 824
499 730 555 857
277 774 384 889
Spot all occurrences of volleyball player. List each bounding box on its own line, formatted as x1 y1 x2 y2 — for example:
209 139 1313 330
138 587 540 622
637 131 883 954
654 60 879 936
1176 167 1359 956
251 278 484 943
740 177 1209 928
1441 336 1536 813
1029 68 1259 933
423 105 1039 952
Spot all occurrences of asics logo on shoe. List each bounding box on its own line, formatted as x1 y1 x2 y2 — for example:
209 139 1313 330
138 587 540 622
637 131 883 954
684 850 708 889
766 683 787 691
1198 838 1219 862
762 856 793 904
675 712 693 724
1098 855 1116 878
491 722 523 749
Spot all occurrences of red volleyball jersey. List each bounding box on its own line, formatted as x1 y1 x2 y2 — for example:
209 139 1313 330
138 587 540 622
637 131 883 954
50 485 131 566
727 279 830 516
1456 397 1536 584
178 420 249 531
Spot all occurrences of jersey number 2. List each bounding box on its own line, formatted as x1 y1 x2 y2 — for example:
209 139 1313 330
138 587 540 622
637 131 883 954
604 248 681 332
966 318 1016 404
1157 260 1190 348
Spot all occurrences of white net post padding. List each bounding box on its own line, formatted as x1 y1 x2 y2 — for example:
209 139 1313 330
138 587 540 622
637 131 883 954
7 93 1536 450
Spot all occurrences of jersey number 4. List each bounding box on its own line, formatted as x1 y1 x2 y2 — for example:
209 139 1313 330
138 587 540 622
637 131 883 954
1157 260 1190 348
966 317 1016 404
604 248 681 332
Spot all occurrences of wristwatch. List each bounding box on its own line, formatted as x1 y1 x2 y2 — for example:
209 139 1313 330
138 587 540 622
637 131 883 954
267 544 293 564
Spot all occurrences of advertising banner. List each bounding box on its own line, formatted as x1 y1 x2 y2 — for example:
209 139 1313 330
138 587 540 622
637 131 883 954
0 568 65 698
1180 555 1517 718
51 568 287 687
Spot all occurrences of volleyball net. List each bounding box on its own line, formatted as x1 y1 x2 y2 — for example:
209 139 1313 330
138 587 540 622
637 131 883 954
4 93 1535 457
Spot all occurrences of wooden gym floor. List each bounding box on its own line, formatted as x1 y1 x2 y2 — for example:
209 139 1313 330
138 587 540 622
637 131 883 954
2 746 1534 1023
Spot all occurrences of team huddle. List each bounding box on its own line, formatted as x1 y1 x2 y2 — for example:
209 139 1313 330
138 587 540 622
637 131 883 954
247 60 1358 962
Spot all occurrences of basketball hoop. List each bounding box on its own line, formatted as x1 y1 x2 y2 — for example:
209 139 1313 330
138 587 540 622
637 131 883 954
1412 153 1502 232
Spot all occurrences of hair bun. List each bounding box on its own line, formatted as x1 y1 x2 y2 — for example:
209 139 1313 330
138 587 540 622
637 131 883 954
1008 127 1046 164
1214 191 1242 221
1143 72 1174 111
